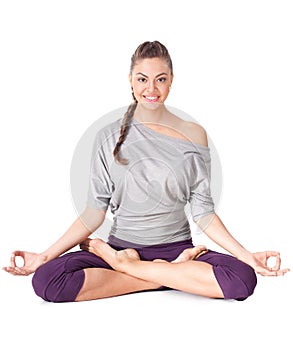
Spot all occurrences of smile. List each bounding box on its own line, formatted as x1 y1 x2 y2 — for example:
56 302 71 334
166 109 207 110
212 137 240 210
143 95 160 103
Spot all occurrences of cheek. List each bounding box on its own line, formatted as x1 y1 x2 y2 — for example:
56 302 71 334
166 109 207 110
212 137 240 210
159 86 170 99
132 82 144 96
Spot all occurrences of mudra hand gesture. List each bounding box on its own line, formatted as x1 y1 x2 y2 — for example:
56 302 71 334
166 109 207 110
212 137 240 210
251 251 289 276
3 251 46 276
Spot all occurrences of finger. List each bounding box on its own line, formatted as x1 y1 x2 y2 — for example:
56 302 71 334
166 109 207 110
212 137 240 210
276 268 290 276
265 251 281 271
269 257 281 271
14 266 34 276
2 266 15 274
10 253 16 267
265 251 280 260
258 269 278 277
12 250 25 258
15 267 28 275
3 266 26 276
10 251 25 268
255 264 278 276
257 266 289 277
265 251 280 256
3 267 19 275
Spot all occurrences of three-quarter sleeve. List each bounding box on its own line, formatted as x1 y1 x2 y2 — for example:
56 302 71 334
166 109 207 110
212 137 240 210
87 131 114 211
188 148 215 221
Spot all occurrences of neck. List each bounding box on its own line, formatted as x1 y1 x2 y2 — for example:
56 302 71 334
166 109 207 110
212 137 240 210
133 103 170 124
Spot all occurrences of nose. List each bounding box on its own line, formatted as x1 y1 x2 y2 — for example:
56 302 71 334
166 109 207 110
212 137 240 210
147 79 156 92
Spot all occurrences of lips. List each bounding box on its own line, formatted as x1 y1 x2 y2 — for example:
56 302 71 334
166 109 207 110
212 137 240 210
143 95 160 103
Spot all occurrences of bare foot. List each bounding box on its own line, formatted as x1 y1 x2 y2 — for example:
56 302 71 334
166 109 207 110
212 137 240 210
172 245 208 263
80 238 140 272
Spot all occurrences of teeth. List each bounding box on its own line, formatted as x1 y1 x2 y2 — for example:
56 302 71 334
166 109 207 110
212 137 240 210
145 96 157 100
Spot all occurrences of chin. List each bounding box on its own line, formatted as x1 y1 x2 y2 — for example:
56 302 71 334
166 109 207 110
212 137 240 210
140 101 164 111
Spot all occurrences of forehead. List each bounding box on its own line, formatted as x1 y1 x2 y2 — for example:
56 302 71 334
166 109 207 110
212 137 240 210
132 57 170 75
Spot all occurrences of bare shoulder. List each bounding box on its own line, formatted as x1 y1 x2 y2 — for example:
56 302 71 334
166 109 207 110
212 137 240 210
163 114 208 146
181 120 208 147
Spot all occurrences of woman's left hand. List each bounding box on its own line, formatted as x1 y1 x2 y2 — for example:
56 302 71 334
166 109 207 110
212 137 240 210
250 251 290 276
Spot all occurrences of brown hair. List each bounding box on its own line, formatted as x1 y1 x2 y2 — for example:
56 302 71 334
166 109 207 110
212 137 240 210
113 41 173 165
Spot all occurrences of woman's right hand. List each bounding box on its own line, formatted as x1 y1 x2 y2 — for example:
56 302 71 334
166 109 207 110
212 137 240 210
2 251 47 276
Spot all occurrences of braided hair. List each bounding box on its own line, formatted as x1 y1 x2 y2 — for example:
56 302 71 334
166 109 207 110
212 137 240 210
113 41 173 165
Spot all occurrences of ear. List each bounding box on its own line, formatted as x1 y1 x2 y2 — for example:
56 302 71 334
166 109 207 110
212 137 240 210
128 73 132 85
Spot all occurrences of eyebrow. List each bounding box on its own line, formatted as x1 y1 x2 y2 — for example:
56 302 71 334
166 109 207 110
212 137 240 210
135 72 168 78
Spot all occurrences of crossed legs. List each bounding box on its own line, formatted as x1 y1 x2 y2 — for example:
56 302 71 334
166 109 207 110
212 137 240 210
32 239 256 302
76 239 224 301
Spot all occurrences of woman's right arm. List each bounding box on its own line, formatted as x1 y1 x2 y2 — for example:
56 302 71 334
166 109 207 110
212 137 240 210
3 206 107 276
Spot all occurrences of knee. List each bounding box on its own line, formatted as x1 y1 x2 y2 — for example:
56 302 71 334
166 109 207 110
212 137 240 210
32 263 59 302
230 263 257 301
216 261 257 301
32 261 85 303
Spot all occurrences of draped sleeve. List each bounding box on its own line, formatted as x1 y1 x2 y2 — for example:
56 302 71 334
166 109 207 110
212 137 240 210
187 146 215 221
87 129 114 211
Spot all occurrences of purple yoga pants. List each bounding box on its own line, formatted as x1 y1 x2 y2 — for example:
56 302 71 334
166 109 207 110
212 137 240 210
32 239 257 302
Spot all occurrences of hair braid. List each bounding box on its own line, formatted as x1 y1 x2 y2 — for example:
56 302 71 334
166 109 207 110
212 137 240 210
113 96 137 165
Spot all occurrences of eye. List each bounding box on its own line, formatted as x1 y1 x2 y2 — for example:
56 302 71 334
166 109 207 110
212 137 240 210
138 77 147 83
157 77 167 83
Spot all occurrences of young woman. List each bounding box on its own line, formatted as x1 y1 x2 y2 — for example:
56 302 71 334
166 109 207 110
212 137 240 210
3 41 289 302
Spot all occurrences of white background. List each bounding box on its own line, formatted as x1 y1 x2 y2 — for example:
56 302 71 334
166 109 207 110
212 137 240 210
0 1 292 349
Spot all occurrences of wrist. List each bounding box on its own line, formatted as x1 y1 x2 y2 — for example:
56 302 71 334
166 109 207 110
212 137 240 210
236 250 255 267
38 252 51 264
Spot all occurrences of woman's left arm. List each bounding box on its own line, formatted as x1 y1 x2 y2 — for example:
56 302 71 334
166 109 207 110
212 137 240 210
195 213 290 276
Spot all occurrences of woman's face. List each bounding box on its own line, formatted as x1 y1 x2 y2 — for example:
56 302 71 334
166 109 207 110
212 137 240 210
129 57 173 110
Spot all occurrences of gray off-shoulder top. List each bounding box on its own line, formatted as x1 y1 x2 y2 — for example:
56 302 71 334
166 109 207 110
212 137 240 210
87 116 214 247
